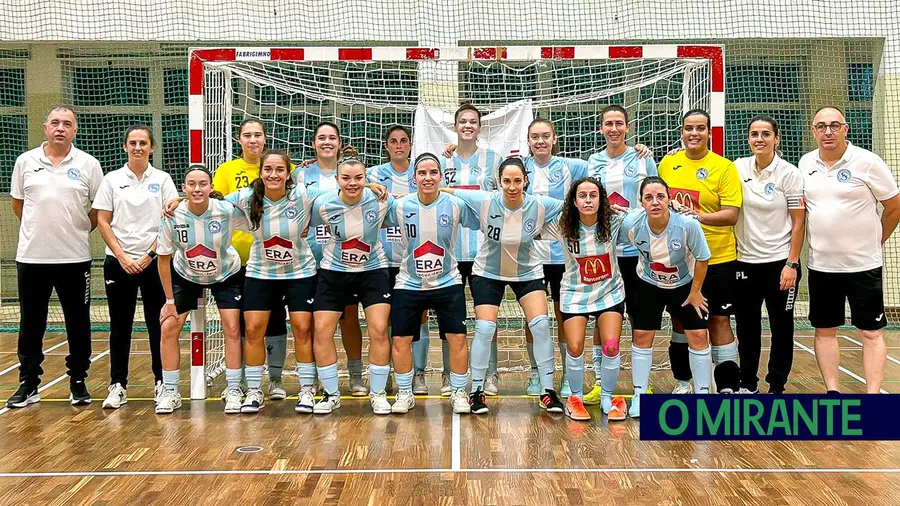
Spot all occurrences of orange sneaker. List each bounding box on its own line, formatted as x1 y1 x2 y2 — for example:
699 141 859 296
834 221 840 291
607 395 627 421
565 396 591 421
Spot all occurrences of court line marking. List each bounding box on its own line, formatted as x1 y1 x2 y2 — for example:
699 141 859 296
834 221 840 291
793 340 888 393
451 412 461 470
0 340 69 378
839 334 900 368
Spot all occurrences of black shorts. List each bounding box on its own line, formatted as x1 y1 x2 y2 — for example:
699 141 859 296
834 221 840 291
560 302 626 323
469 275 545 307
237 267 288 336
244 275 317 313
389 266 401 293
458 261 474 288
391 285 467 340
703 261 736 317
617 255 640 314
808 267 886 331
314 269 392 312
172 268 243 315
631 279 708 331
543 264 565 302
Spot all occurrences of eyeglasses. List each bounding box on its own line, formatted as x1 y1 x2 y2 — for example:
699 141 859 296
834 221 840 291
813 122 846 133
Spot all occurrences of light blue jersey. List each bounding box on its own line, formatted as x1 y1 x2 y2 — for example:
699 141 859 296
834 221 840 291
543 214 626 314
618 209 711 289
525 155 588 265
454 190 564 282
157 198 247 284
310 188 391 273
225 185 329 280
588 147 658 257
292 162 339 264
440 148 503 262
367 162 417 268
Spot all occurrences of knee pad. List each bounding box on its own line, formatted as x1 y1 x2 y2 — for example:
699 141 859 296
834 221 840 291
474 319 496 342
602 339 619 357
527 314 549 330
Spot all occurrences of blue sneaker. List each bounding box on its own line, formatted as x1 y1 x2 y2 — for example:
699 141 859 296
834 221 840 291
524 371 541 396
559 374 571 398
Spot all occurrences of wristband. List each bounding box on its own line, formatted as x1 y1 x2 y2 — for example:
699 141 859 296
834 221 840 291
785 260 799 269
166 298 175 305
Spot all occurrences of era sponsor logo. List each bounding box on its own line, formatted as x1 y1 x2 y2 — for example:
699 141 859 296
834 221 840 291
576 253 612 285
386 226 402 243
340 238 371 267
414 241 445 279
650 262 679 285
186 244 218 274
608 191 630 208
263 236 294 264
669 187 700 213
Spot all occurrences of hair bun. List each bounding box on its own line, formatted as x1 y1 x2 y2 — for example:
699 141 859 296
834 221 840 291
341 146 359 158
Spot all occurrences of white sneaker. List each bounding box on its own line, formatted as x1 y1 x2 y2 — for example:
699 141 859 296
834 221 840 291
440 374 453 397
313 392 341 414
370 391 392 415
268 379 286 400
155 390 182 414
412 372 428 395
392 390 416 414
484 372 499 396
350 375 368 397
295 387 316 414
628 393 641 418
672 381 694 394
154 381 164 405
223 387 243 414
241 388 265 413
102 383 127 409
450 388 471 414
738 387 759 394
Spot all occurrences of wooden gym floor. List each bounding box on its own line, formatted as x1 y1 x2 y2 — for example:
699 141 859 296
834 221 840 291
0 331 899 506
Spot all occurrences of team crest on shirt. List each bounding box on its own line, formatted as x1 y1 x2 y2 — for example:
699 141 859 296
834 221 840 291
408 179 418 191
340 238 372 267
439 214 451 227
696 168 709 181
837 169 852 183
414 241 445 279
524 219 536 234
624 165 638 178
263 236 294 264
670 239 683 251
284 206 299 220
186 244 218 275
549 169 563 184
471 167 482 177
576 253 612 285
208 221 222 233
67 168 80 180
148 183 160 193
365 210 378 223
764 183 776 196
649 262 680 285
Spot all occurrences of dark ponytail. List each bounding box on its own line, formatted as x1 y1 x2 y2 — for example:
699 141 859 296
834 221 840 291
248 149 294 230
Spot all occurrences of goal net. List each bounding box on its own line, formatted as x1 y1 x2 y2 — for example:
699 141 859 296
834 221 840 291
190 45 719 396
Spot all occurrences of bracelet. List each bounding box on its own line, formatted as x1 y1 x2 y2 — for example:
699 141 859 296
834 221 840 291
785 260 799 269
166 298 175 305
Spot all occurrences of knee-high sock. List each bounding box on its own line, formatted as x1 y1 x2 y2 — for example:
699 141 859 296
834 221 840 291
527 341 538 373
631 345 653 396
566 351 585 398
488 339 498 375
592 345 603 385
441 340 451 376
689 346 712 394
317 363 339 395
295 362 317 389
670 331 692 382
600 353 621 398
558 341 568 374
265 334 287 381
470 320 496 392
412 322 430 373
394 369 414 393
529 315 554 392
369 363 391 394
225 368 242 391
245 365 264 390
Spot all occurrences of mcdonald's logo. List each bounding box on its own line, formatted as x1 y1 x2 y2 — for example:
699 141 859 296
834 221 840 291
577 253 612 285
669 187 700 213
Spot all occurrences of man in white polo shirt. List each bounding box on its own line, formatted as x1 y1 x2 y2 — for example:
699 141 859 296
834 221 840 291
801 105 900 394
6 105 103 408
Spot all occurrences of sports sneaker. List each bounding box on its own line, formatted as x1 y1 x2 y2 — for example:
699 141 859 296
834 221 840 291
154 380 164 404
450 388 471 414
582 384 602 406
102 383 127 409
559 374 571 398
349 375 368 397
672 381 693 394
313 392 341 414
628 394 641 418
469 388 488 414
370 391 392 415
294 387 316 414
607 396 627 421
412 372 428 395
241 388 265 413
70 380 91 406
268 379 286 400
565 396 591 421
540 389 564 413
738 387 759 394
440 374 453 397
6 382 39 408
223 387 243 414
155 390 182 414
524 372 541 396
392 390 416 414
484 372 499 396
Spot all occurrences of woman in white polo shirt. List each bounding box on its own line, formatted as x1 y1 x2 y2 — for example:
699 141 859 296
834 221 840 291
733 115 805 394
94 125 179 408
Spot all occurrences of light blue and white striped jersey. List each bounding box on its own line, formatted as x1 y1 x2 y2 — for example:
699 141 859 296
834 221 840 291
454 190 564 282
292 162 339 264
618 209 711 289
157 198 247 285
310 188 391 273
384 192 479 290
543 215 626 314
524 156 589 265
225 185 330 280
367 161 417 268
588 147 658 257
440 148 503 262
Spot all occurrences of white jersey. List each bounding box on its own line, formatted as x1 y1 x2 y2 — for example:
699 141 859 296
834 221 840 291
157 199 247 284
310 189 392 273
10 143 103 263
619 209 711 289
439 148 502 262
524 156 589 265
800 142 900 273
367 162 417 267
734 156 805 263
543 215 626 314
292 162 339 263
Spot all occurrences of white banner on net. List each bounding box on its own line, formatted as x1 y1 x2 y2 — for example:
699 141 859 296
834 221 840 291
412 99 534 160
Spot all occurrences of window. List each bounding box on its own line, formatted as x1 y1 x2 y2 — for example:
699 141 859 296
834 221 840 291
725 109 804 165
0 115 27 192
726 62 801 103
0 68 25 107
75 114 153 170
848 63 874 102
163 68 188 107
846 109 873 151
72 68 150 107
162 114 188 181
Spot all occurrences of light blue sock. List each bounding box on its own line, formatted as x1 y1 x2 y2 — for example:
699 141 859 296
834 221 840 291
225 368 242 390
265 334 287 380
394 370 414 393
488 339 499 375
470 319 495 392
317 363 339 395
529 315 555 392
600 353 621 397
565 351 585 398
711 341 738 365
689 346 712 394
631 346 653 396
162 369 179 394
348 359 363 379
295 362 317 389
592 345 603 386
413 323 430 373
450 371 468 390
245 365 264 390
369 363 391 394
441 340 451 375
526 341 538 374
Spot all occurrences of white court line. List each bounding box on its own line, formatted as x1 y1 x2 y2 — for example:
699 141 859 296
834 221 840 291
793 340 888 393
840 334 900 368
451 412 461 470
0 340 68 378
0 349 111 417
